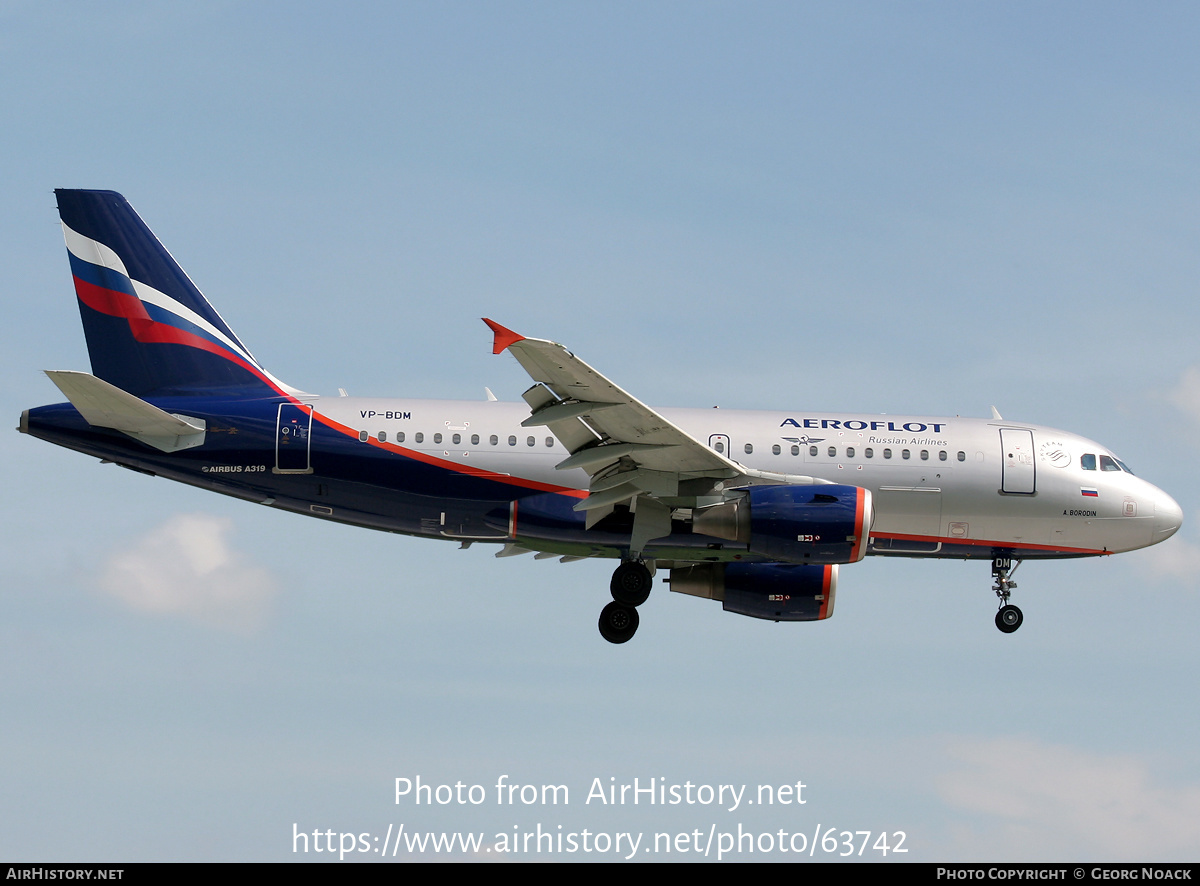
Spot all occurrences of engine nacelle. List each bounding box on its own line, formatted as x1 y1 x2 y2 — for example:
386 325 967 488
669 562 838 621
692 484 873 564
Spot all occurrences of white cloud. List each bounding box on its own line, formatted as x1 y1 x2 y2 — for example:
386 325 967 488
97 513 277 632
936 737 1200 860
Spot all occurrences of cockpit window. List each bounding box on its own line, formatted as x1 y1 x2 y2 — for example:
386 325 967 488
1080 453 1097 471
1114 457 1134 475
1099 455 1122 472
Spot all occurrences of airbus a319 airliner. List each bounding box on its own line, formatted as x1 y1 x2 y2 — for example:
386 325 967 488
21 190 1183 643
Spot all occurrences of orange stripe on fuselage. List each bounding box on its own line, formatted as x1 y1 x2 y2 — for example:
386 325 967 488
870 531 1105 556
309 411 588 499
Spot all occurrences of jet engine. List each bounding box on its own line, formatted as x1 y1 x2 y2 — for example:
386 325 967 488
669 562 838 621
691 484 873 564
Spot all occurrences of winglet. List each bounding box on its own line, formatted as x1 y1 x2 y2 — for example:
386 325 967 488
482 318 525 355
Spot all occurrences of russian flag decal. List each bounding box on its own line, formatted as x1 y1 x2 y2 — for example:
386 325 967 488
1081 487 1099 498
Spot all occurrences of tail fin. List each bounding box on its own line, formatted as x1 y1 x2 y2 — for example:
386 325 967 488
55 189 292 398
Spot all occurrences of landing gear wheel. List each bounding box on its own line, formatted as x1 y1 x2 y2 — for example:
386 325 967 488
610 562 653 607
995 604 1023 633
598 602 639 644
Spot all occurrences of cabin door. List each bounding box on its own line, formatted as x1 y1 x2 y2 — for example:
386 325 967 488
275 403 314 474
999 428 1035 494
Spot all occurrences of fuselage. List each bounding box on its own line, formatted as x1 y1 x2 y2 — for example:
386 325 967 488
22 393 1183 563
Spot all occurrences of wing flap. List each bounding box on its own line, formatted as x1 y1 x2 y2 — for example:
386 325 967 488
521 383 599 455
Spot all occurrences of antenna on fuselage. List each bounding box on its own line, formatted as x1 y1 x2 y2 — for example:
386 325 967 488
990 405 1003 420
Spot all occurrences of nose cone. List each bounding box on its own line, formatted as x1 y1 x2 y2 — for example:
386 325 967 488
1153 488 1184 544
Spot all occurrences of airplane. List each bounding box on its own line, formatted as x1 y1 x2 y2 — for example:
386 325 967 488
20 189 1184 643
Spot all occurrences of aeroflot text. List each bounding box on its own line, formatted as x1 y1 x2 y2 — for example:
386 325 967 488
781 418 946 433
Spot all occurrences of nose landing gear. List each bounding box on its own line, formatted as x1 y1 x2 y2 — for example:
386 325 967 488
992 558 1023 633
599 560 654 644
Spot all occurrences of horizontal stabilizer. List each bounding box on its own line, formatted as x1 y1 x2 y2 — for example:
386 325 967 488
44 370 206 453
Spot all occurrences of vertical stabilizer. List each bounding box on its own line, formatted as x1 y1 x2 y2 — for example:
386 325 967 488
55 189 291 397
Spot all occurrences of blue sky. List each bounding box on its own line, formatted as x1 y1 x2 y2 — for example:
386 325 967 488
3 2 1199 861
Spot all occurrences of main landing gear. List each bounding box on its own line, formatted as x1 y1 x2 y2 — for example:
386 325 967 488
599 561 653 644
992 558 1023 633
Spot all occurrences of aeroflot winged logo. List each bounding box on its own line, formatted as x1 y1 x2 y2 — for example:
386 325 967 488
781 418 948 433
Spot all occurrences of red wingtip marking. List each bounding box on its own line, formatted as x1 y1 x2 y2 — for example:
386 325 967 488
482 318 525 355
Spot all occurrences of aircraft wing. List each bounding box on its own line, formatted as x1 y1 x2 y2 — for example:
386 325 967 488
484 317 741 482
484 319 825 552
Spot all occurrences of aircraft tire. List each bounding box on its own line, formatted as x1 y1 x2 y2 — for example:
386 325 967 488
995 604 1023 633
598 601 639 644
610 562 653 607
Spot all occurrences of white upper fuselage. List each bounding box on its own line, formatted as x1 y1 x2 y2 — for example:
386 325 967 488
313 396 1182 558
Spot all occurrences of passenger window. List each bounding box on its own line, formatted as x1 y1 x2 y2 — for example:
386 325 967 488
809 446 818 457
827 446 836 457
452 433 461 445
508 435 516 446
378 431 386 442
846 447 855 458
434 433 443 444
920 450 928 460
358 430 368 442
1100 455 1121 472
545 437 554 447
526 436 535 447
865 448 873 458
744 443 754 454
471 434 480 446
490 435 498 445
1081 453 1097 471
957 451 965 462
939 450 947 461
772 444 781 455
397 432 405 443
884 449 892 459
790 445 800 456
715 441 724 453
415 432 424 444
902 449 911 460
